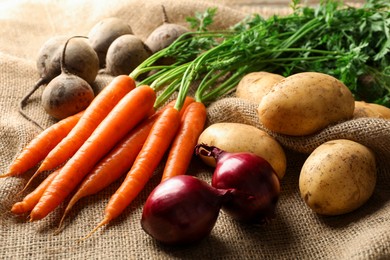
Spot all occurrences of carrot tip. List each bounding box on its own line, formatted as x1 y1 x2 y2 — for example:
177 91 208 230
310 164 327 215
20 168 43 195
56 217 66 234
28 215 35 222
29 209 44 222
10 203 22 215
57 208 72 234
53 225 65 236
79 217 110 241
1 171 18 178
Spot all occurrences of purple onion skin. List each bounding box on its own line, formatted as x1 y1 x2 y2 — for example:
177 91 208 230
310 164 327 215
141 175 229 246
196 144 280 224
213 151 280 224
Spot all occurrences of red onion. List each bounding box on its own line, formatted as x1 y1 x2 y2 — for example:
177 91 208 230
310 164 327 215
141 175 231 245
195 144 280 224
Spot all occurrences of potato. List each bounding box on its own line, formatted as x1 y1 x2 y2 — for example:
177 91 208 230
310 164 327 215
367 103 390 119
299 139 376 216
353 101 390 119
353 101 382 118
235 71 285 104
197 122 286 179
257 72 355 136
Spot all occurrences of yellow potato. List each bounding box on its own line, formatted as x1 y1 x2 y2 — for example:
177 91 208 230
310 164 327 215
257 72 355 136
353 101 382 119
299 139 376 216
353 101 390 119
235 71 285 104
367 103 390 119
197 122 286 179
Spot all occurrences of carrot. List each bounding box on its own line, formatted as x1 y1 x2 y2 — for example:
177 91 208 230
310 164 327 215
29 85 156 221
57 115 157 230
85 106 181 237
23 75 135 189
161 101 207 182
11 167 61 215
57 96 195 229
0 111 83 178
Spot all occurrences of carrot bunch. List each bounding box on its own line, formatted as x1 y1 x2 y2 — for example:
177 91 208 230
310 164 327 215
4 73 207 236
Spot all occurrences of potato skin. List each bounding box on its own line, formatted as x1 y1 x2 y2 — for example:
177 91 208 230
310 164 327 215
353 101 382 119
299 139 376 216
353 101 390 119
235 71 284 104
257 72 355 136
197 122 286 179
366 103 390 119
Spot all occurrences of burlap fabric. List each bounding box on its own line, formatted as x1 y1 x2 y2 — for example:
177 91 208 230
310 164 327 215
1 0 389 259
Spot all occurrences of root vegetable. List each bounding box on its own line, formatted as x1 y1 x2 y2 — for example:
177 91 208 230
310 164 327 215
19 35 68 128
35 35 69 84
141 175 230 245
56 97 193 231
88 17 133 68
41 75 95 120
86 106 181 237
0 111 82 178
61 37 99 84
195 144 280 224
161 101 206 182
20 35 99 126
30 85 156 221
11 168 61 215
353 101 383 119
299 139 377 216
21 75 135 194
235 71 285 104
105 34 151 76
197 122 286 179
368 103 390 119
257 72 355 136
144 5 189 64
41 36 95 120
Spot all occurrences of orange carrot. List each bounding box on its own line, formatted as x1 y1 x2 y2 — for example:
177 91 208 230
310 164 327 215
11 168 61 215
0 111 83 178
29 85 156 221
86 106 181 236
25 75 135 188
161 101 207 182
57 97 195 229
57 115 157 229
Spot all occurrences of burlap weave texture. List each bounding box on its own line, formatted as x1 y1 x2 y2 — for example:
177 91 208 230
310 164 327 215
0 0 389 259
